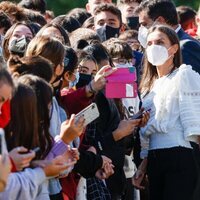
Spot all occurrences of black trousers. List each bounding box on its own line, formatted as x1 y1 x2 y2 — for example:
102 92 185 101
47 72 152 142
147 147 198 200
49 193 64 200
121 178 134 200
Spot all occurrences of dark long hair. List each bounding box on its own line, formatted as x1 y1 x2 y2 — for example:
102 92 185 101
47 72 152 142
8 55 53 83
2 22 35 61
139 25 182 95
18 75 54 159
5 83 40 157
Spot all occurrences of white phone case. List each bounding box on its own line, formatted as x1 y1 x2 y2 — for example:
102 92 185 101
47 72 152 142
75 103 100 126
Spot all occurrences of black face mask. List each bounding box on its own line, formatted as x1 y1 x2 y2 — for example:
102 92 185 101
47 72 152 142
76 73 92 88
9 36 30 56
126 16 139 30
96 25 120 42
52 56 69 85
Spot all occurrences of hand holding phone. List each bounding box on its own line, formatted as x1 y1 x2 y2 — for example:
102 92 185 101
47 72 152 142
131 108 151 120
19 147 40 154
75 103 100 126
60 113 86 144
9 146 36 171
32 147 40 154
130 108 151 128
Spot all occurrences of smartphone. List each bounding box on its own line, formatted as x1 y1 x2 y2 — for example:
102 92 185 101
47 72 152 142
19 147 40 154
32 147 40 154
75 103 100 126
131 108 151 120
0 128 8 157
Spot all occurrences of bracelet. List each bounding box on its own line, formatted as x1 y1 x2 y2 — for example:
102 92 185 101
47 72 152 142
88 82 97 94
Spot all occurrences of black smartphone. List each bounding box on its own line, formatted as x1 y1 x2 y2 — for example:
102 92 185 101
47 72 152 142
32 147 40 153
131 108 151 120
19 147 40 154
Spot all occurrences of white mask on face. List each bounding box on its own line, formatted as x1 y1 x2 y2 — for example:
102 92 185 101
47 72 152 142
146 44 169 66
115 63 133 68
138 25 148 48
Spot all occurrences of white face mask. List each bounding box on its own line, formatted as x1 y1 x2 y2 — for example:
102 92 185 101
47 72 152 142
138 26 148 48
115 63 133 68
146 44 169 66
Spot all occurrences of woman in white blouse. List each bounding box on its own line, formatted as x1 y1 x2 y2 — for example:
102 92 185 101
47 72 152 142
133 25 200 200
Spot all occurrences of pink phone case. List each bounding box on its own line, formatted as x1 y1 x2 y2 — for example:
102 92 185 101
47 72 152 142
105 67 138 98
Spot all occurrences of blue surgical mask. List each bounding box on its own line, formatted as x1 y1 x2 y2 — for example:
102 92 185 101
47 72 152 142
69 72 80 88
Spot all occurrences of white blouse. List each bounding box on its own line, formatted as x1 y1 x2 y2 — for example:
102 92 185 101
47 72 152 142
140 64 200 158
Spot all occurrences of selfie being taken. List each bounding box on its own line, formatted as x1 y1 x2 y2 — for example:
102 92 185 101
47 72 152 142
0 0 199 200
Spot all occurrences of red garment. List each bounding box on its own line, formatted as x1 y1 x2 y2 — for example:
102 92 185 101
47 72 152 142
62 193 69 200
60 87 93 116
10 157 17 172
185 28 197 37
1 101 16 171
0 100 10 128
60 173 80 200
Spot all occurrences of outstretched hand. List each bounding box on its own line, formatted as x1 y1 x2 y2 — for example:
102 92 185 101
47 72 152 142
60 114 85 144
90 65 117 92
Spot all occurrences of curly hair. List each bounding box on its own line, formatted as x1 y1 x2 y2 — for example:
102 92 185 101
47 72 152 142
0 1 27 23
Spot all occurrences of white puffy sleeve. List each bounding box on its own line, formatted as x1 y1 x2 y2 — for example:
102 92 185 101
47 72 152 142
178 64 200 143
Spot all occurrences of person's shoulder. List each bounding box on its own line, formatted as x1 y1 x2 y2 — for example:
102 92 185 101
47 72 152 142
178 64 194 73
178 28 199 44
179 33 200 47
178 64 200 80
176 64 200 93
178 28 193 40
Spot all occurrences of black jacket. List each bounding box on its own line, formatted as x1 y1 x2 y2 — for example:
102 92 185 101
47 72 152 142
178 28 200 74
93 91 126 197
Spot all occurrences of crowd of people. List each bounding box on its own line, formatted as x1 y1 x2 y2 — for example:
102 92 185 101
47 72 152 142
0 0 200 200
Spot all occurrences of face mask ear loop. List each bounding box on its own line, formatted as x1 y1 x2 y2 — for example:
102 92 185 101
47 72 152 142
166 46 174 61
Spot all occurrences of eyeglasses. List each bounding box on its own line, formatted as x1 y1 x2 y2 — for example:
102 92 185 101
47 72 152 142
78 64 97 78
112 58 133 65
